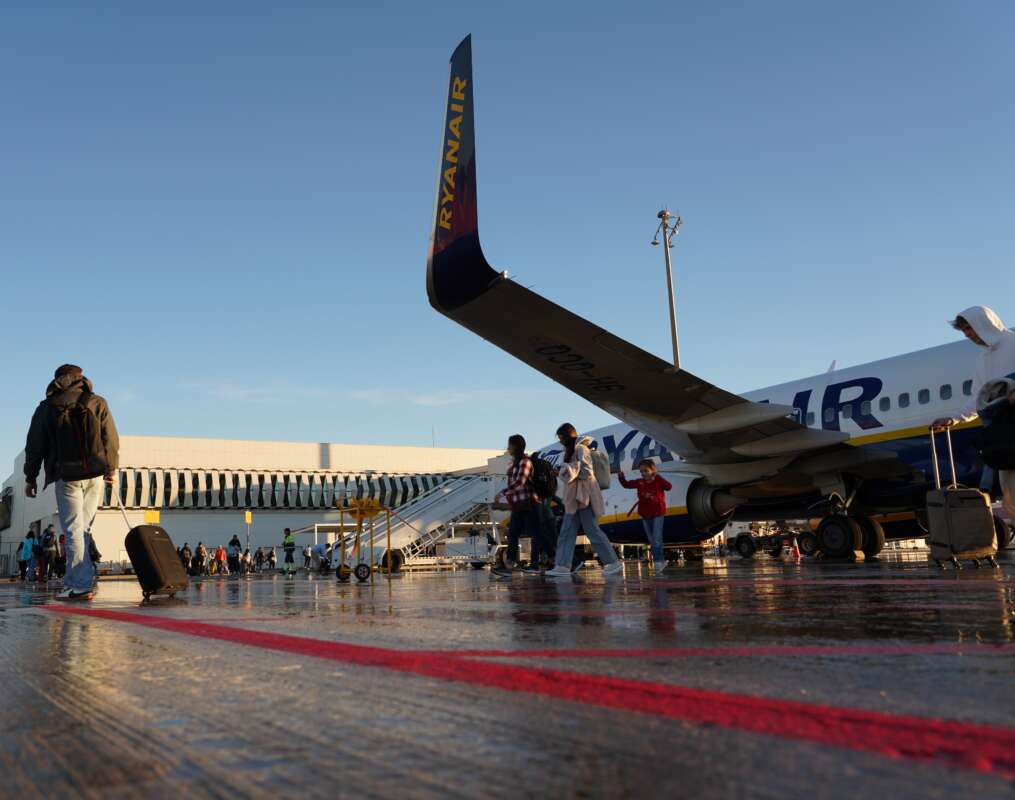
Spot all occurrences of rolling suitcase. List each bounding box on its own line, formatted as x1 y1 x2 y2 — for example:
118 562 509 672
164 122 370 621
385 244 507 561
925 428 998 570
116 494 189 601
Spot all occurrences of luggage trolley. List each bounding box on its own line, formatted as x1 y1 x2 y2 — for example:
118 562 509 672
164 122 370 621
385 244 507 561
335 499 395 582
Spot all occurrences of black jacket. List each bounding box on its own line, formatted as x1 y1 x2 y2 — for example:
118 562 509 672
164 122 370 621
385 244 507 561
24 375 120 487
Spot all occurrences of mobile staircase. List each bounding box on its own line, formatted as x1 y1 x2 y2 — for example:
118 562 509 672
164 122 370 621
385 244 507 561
339 474 502 570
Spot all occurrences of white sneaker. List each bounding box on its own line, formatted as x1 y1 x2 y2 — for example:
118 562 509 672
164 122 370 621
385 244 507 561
654 561 668 574
602 561 623 577
544 566 573 578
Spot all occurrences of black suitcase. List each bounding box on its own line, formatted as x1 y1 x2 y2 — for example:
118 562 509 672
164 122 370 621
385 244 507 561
117 496 188 601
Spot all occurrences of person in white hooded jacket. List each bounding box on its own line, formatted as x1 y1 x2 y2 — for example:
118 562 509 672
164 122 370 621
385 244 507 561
931 305 1015 519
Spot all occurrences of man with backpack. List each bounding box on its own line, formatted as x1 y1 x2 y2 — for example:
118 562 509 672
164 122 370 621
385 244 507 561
40 525 58 580
492 435 556 576
24 364 119 601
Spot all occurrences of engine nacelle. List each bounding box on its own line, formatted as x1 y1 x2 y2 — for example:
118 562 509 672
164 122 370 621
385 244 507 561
686 478 739 534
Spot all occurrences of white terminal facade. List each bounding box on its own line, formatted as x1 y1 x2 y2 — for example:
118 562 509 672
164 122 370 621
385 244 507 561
1 435 501 565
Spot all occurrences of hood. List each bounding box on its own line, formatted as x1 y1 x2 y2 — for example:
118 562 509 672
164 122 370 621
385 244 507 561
954 306 1008 348
578 435 595 448
45 374 93 400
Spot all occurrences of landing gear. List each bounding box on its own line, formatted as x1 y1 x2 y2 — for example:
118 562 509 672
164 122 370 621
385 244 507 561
853 515 885 558
797 531 819 558
815 516 862 559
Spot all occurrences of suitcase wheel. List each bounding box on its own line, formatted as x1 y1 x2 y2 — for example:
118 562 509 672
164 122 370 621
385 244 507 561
142 591 151 602
973 559 982 568
988 557 999 568
950 557 962 570
934 560 945 570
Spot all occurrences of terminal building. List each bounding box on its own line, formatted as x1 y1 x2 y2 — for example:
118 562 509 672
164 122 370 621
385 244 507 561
0 435 501 569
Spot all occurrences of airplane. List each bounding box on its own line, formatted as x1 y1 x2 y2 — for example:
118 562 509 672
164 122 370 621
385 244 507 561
426 36 1013 561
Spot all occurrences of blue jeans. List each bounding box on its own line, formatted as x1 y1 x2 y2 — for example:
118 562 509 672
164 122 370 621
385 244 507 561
555 506 619 570
55 477 104 592
507 506 555 567
641 516 665 563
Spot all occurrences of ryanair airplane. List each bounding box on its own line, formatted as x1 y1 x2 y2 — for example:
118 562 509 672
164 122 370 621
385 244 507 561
426 36 1011 560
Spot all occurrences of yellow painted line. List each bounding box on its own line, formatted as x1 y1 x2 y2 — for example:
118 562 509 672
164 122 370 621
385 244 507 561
848 419 980 447
600 506 687 525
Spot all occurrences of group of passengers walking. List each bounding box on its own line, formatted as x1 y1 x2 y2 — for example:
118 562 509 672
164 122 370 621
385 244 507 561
13 306 1015 600
178 540 281 576
493 423 672 578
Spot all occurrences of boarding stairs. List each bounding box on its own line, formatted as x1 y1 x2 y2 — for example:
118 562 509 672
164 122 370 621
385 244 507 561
343 474 501 565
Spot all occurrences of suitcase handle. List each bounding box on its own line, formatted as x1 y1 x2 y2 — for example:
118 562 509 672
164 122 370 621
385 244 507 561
929 426 958 490
113 482 133 531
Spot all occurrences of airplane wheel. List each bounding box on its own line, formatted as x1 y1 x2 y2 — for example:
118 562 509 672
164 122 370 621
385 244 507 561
353 564 371 582
735 535 756 559
816 516 862 559
797 531 819 557
854 516 885 558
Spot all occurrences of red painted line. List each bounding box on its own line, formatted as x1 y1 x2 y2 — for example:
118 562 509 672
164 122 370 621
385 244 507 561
421 642 1015 660
46 606 1015 778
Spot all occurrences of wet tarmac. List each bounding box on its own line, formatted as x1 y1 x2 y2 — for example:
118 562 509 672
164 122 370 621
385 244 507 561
2 553 1014 798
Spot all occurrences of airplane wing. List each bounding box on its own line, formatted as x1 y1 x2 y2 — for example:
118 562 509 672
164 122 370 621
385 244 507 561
427 37 908 490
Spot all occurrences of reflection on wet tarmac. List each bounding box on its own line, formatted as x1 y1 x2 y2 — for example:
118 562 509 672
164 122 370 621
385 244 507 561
1 552 1013 797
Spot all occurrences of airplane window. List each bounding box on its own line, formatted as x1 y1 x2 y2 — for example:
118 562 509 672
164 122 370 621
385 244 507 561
806 411 815 426
879 396 891 412
823 407 834 424
899 393 910 409
962 379 973 396
940 384 952 401
841 404 853 419
860 401 871 416
918 389 930 405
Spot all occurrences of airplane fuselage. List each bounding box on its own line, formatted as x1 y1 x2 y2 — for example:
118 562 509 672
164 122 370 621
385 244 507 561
537 336 989 545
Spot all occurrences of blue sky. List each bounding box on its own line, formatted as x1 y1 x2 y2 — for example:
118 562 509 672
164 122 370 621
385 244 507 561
2 1 1013 468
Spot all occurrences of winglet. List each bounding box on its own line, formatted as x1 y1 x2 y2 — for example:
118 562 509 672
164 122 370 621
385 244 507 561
426 35 497 313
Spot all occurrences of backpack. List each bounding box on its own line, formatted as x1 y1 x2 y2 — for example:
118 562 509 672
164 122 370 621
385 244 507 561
48 392 108 481
528 454 558 500
972 401 1015 470
42 530 56 550
589 447 611 490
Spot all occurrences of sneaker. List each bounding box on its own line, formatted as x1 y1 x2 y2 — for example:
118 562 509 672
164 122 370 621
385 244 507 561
56 588 93 601
653 561 668 574
490 566 515 579
520 566 542 575
544 566 573 578
602 561 624 577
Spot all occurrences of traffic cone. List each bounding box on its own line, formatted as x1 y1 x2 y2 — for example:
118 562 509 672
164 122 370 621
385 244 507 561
790 535 801 562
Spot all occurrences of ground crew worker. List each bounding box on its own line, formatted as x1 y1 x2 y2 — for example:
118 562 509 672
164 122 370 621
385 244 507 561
282 528 297 575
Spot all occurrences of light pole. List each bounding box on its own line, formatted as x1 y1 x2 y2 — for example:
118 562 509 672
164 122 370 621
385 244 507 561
651 209 683 369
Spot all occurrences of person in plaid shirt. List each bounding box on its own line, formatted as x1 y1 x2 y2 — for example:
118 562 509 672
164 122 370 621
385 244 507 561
493 434 554 575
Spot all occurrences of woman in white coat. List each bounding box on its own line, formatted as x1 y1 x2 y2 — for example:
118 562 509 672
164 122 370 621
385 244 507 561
546 423 623 578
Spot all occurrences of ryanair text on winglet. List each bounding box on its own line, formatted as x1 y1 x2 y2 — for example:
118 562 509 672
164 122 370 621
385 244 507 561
438 76 468 231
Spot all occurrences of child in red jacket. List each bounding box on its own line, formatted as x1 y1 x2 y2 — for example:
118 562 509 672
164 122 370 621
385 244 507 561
618 459 672 573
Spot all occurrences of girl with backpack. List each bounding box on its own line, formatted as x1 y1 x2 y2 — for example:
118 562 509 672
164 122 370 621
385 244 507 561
546 423 623 578
619 459 673 573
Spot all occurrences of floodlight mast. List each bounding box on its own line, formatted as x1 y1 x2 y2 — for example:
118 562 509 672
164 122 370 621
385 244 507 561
651 208 683 369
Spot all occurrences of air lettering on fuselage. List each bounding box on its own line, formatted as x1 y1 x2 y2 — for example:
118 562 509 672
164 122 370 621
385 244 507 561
438 77 468 232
